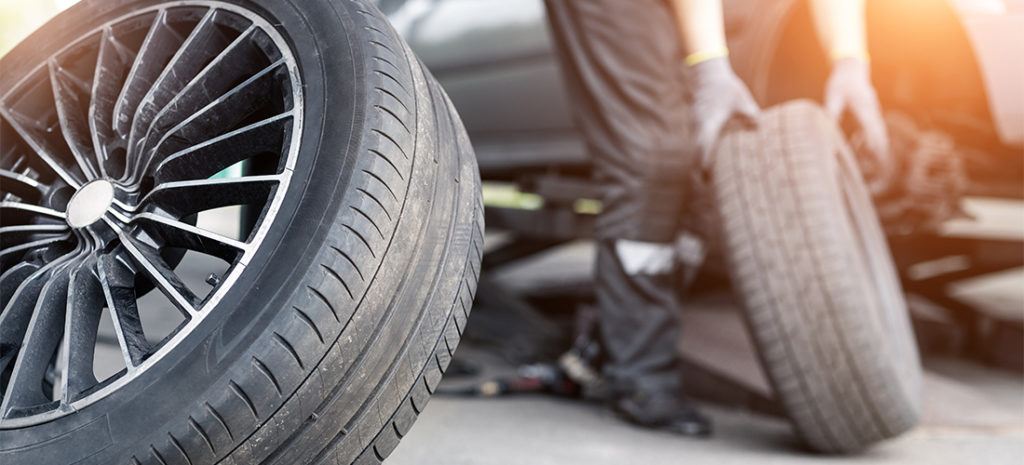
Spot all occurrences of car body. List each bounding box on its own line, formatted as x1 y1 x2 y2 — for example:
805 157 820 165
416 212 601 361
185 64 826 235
377 0 1024 369
377 0 1023 194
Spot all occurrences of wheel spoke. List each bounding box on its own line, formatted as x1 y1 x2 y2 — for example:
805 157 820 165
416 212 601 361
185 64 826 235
0 201 64 218
97 254 151 368
0 107 83 189
0 201 65 225
139 60 287 179
134 27 267 175
0 169 47 202
0 251 76 377
118 233 200 313
0 248 80 397
0 267 51 369
89 28 137 178
141 175 281 216
0 224 69 248
126 10 232 156
0 1 299 427
0 235 70 270
48 60 99 180
112 10 184 139
55 260 105 403
153 112 292 184
0 266 72 416
0 262 40 312
132 212 248 262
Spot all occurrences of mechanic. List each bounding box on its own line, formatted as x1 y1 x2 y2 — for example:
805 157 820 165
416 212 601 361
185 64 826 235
543 0 889 436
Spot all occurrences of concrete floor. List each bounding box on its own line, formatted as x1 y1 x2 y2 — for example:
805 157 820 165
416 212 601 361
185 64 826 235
388 393 1023 465
385 224 1024 465
385 296 1024 465
385 297 1023 465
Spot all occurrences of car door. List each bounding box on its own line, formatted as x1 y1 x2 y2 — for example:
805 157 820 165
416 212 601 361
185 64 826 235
377 0 584 175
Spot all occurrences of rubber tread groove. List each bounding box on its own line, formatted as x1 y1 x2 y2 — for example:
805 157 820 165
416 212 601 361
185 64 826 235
188 416 216 455
293 306 325 344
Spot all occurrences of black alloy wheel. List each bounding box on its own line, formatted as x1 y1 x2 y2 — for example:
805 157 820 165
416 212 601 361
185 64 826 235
0 1 483 464
1 2 302 427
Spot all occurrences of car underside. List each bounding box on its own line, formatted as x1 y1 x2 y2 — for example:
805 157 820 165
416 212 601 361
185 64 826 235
380 0 1024 368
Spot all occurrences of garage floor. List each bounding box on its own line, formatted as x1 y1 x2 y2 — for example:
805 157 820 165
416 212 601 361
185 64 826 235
386 378 1023 465
385 239 1024 465
385 316 1024 464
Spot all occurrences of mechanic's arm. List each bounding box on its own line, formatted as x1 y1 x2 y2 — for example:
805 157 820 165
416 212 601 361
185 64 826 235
673 0 727 60
810 0 869 63
670 0 759 168
810 0 891 176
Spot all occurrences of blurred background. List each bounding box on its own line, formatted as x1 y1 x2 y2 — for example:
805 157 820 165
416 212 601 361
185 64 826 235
0 0 79 57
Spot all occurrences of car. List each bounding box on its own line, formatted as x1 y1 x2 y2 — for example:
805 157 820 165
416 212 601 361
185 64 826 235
380 0 1024 363
381 0 1023 190
378 0 1024 452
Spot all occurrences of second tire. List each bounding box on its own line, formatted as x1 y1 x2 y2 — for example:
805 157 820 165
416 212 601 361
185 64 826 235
712 101 921 453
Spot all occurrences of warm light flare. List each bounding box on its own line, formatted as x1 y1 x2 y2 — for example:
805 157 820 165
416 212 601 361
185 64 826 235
0 0 79 58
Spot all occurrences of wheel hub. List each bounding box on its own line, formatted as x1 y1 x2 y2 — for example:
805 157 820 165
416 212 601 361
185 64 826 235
66 180 114 229
0 1 303 428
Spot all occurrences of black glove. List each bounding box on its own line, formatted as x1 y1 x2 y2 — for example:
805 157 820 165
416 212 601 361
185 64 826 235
825 57 892 188
689 57 760 170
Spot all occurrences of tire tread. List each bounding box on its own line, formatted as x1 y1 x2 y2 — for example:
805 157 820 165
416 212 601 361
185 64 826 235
712 101 920 453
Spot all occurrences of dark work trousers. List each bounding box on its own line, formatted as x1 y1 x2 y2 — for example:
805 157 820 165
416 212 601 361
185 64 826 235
544 0 698 397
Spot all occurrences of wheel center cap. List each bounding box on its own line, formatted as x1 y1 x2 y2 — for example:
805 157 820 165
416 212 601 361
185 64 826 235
67 180 115 228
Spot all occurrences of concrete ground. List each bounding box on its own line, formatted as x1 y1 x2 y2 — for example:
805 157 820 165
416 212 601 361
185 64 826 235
386 314 1024 465
387 223 1024 464
388 393 1023 465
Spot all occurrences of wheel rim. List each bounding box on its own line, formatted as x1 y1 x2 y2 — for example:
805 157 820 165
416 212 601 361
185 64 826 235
0 1 303 428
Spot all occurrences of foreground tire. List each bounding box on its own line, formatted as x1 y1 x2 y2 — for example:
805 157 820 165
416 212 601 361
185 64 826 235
712 101 921 453
0 1 483 464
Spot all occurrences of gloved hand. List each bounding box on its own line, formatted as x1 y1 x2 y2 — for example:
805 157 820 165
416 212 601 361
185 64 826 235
824 57 892 190
689 57 760 169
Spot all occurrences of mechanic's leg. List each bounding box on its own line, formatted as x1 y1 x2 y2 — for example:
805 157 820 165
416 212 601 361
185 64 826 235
596 239 680 390
596 239 711 436
544 0 710 435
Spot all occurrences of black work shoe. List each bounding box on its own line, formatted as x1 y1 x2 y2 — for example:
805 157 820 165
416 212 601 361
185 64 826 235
612 392 713 437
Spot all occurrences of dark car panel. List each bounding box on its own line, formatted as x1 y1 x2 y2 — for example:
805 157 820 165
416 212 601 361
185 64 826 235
380 0 1021 190
378 0 574 136
375 0 586 176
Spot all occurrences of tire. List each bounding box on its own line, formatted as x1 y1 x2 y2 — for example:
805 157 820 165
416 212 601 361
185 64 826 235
711 101 921 453
0 1 483 464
